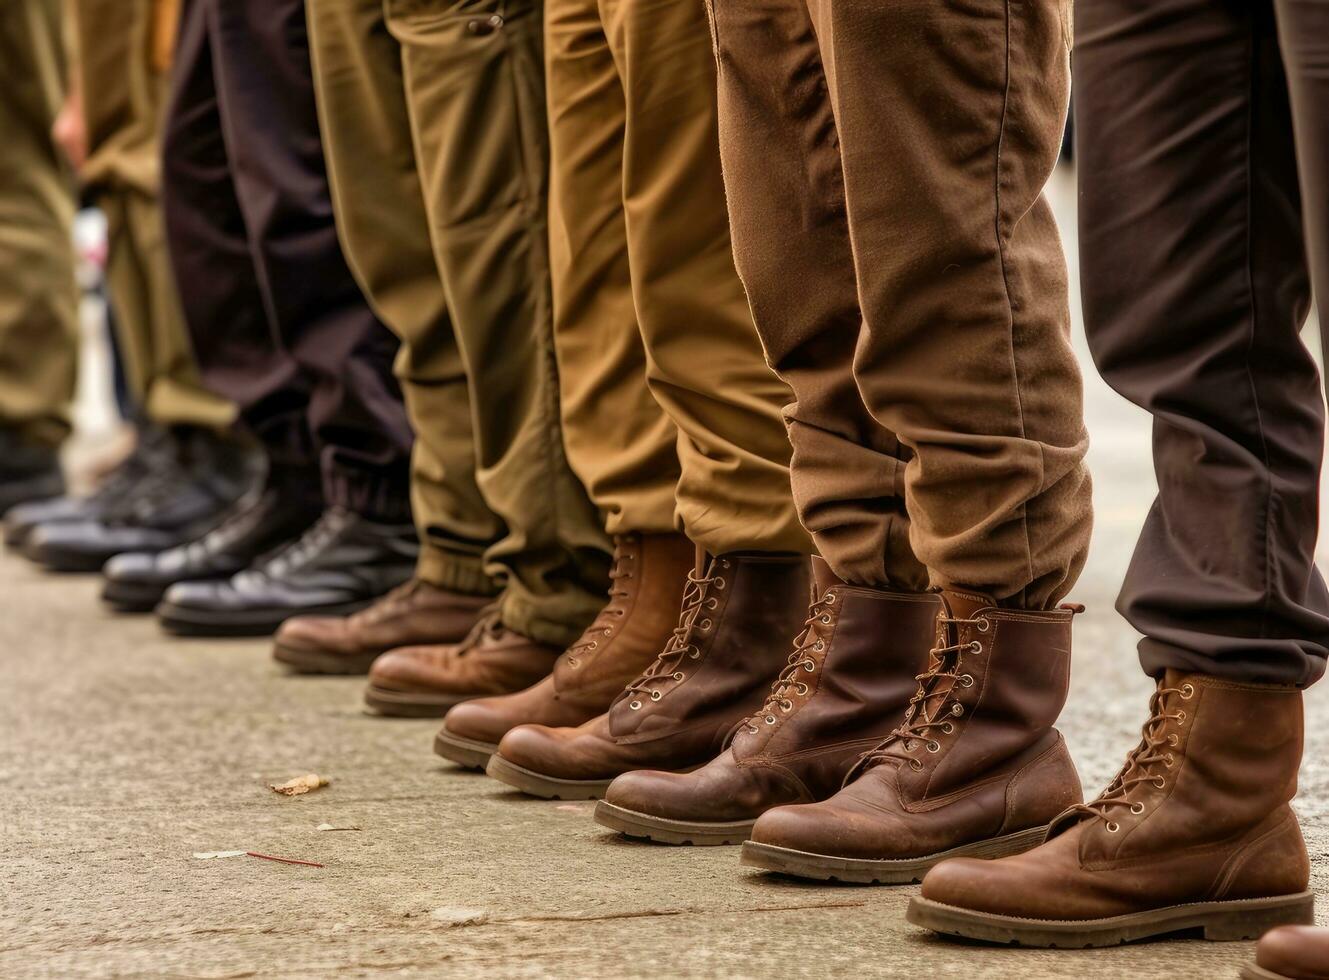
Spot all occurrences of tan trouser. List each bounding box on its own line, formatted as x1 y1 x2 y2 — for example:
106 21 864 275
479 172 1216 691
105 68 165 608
72 0 233 431
544 0 807 555
307 0 613 646
0 0 78 449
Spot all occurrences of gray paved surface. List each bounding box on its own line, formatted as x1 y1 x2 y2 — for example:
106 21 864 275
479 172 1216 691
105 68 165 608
3 170 1327 979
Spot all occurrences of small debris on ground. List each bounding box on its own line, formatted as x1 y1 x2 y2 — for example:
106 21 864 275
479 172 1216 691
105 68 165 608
193 850 247 860
316 823 361 832
192 850 324 868
270 773 330 796
429 907 489 928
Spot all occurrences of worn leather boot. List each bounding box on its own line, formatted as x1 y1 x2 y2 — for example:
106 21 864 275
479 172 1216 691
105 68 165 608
156 506 418 636
101 470 317 611
484 551 812 800
23 427 254 572
432 533 694 768
741 590 1081 882
273 580 494 675
1245 926 1329 979
362 610 563 717
910 671 1314 947
593 557 938 844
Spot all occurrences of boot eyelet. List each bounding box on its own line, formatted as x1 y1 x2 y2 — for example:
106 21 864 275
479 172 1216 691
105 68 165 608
803 661 815 672
1175 710 1186 724
1181 683 1195 699
714 578 727 590
1106 822 1120 833
824 593 836 604
925 741 941 753
795 683 809 696
701 618 713 630
1168 734 1178 746
976 617 991 632
941 723 954 734
910 760 924 772
959 674 974 687
814 640 825 651
588 641 598 650
820 615 832 624
765 715 776 725
969 641 983 654
629 700 642 710
673 671 685 681
689 650 701 659
650 691 663 702
951 703 964 716
1165 753 1175 767
706 598 719 609
721 559 731 568
566 657 579 667
1152 775 1166 788
1130 802 1145 815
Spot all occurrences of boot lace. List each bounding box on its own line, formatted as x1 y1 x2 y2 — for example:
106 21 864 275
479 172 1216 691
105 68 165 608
257 507 354 578
1066 681 1193 832
620 557 723 707
848 612 989 779
742 591 835 734
564 543 636 668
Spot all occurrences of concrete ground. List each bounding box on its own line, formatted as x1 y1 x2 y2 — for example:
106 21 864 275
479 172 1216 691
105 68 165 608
3 171 1328 979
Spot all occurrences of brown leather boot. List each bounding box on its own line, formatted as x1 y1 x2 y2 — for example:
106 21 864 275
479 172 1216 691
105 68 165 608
484 551 812 800
1245 926 1329 979
910 671 1314 947
740 590 1082 882
271 580 491 674
593 557 938 844
432 533 694 768
361 610 562 717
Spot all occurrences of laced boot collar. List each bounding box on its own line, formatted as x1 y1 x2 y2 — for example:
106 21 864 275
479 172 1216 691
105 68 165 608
619 545 725 711
844 589 995 783
563 535 640 671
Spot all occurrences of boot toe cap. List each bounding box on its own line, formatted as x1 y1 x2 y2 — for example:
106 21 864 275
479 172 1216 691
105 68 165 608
367 645 451 694
495 723 596 780
442 696 516 745
163 579 228 610
104 551 159 582
274 614 352 653
602 769 690 816
919 857 1006 911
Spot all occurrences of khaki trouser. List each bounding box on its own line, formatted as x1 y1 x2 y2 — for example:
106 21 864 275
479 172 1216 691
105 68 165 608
0 0 78 449
307 0 612 646
71 0 233 432
709 0 1091 607
545 0 808 556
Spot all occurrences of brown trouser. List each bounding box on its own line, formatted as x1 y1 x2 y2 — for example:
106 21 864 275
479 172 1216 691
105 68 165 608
708 0 1090 607
306 0 613 646
545 0 808 555
0 0 78 449
1077 0 1329 685
71 0 234 433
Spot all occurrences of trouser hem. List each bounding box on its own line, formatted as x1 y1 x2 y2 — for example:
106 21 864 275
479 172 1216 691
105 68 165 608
416 545 501 597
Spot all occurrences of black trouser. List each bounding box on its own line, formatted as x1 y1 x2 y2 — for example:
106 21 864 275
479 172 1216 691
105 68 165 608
161 0 412 519
1077 0 1329 686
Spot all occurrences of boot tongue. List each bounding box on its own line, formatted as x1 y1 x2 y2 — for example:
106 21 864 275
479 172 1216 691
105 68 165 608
811 556 845 595
937 588 995 622
909 589 995 728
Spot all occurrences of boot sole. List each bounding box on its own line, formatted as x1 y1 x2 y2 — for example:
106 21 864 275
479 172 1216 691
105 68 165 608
362 683 466 718
272 643 378 676
23 539 113 573
101 579 169 613
485 755 612 800
433 728 498 770
740 825 1049 884
907 891 1315 949
593 801 754 846
157 599 371 638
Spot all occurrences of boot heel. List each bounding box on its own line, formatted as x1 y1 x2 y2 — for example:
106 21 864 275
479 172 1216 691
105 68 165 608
1202 893 1315 941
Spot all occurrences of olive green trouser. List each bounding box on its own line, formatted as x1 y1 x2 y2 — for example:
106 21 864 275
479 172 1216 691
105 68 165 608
0 0 78 450
545 0 809 555
72 0 234 432
307 0 612 647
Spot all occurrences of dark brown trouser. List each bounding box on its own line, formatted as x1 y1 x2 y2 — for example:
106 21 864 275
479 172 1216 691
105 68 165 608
162 0 413 518
1077 0 1329 686
709 0 1091 608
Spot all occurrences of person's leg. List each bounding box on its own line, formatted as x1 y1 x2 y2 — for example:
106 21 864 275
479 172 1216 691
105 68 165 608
267 0 501 675
204 0 412 521
0 0 77 511
913 0 1317 945
481 0 812 802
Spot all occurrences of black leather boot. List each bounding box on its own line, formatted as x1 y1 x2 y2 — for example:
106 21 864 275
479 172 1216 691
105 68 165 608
4 424 168 548
0 431 64 517
22 427 255 572
101 467 319 611
156 507 419 636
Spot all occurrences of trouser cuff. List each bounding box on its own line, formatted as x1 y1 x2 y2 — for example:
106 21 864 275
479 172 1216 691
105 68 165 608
324 464 412 523
498 590 595 649
416 543 501 597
